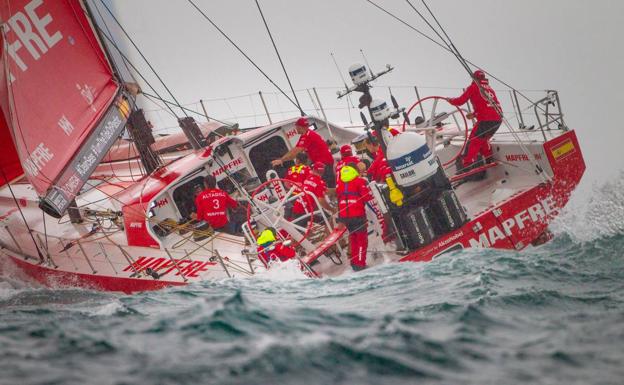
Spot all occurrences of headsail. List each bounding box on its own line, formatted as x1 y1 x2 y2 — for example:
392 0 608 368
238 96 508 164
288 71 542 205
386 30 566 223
0 0 130 217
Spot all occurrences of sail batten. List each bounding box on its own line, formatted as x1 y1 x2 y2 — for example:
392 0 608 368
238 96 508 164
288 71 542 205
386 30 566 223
0 0 129 216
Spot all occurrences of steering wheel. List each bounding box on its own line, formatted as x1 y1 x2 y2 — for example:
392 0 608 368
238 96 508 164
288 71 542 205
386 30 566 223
401 95 470 168
246 178 315 249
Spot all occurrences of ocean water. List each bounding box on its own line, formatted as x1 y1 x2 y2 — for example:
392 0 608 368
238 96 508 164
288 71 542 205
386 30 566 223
1 178 624 385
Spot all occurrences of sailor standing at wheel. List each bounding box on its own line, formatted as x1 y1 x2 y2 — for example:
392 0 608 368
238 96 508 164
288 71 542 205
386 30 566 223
271 117 336 191
447 70 502 168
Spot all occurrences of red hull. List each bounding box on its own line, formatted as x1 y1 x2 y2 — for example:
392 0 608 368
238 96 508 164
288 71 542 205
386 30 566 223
400 130 584 262
6 255 185 294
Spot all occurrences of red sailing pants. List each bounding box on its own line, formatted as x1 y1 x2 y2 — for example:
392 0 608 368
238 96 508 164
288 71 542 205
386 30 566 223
463 120 502 167
338 216 368 268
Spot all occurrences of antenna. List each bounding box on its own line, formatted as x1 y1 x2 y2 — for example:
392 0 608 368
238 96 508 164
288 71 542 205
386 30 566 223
331 52 349 88
360 48 374 77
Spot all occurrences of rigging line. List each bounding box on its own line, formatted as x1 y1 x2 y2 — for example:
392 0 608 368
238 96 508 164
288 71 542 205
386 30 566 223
41 209 48 252
403 0 472 76
363 0 545 110
97 0 188 118
186 0 301 112
93 24 178 118
90 0 138 85
415 0 549 182
0 167 45 262
253 0 303 115
140 91 230 125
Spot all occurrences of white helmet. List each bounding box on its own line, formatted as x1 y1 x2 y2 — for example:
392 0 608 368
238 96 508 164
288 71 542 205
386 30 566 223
370 99 391 122
348 63 370 86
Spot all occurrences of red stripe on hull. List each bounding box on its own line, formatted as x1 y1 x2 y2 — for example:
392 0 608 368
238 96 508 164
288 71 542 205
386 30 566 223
7 255 186 294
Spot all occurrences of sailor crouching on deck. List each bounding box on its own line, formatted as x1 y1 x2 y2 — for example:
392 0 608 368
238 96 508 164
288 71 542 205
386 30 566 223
336 164 373 271
256 228 296 267
271 117 336 190
195 175 240 235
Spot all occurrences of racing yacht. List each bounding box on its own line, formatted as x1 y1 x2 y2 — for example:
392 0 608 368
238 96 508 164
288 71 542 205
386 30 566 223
0 0 584 292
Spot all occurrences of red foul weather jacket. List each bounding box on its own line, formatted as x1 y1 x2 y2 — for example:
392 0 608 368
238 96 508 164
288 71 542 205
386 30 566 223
336 176 372 218
448 79 502 122
335 155 362 177
195 188 238 229
257 243 296 265
367 148 390 183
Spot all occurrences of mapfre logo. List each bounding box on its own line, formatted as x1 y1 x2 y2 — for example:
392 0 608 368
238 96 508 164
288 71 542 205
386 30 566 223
129 222 143 229
3 0 63 83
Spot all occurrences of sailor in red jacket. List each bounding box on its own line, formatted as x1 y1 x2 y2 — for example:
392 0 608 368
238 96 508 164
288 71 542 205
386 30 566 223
256 227 296 267
293 161 333 219
195 174 239 234
335 144 366 178
336 164 372 271
364 134 392 183
285 152 311 187
271 117 336 189
448 70 503 168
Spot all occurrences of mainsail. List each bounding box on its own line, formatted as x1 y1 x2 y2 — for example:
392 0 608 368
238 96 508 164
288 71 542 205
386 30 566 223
0 0 130 217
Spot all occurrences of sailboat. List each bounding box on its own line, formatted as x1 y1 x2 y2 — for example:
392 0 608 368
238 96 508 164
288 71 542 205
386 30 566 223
0 0 585 292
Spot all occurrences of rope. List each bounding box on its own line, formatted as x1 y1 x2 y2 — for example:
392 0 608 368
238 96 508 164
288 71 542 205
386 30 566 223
253 0 303 115
0 167 44 262
186 0 302 112
98 0 188 118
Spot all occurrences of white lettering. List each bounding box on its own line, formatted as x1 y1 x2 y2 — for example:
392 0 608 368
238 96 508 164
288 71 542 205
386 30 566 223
6 32 28 72
468 233 490 248
22 142 54 177
488 225 506 244
25 0 62 48
514 209 530 230
501 217 516 236
527 202 546 222
58 115 74 136
8 11 47 60
541 196 557 216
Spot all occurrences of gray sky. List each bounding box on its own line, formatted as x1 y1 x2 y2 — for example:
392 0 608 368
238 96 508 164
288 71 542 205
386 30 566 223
103 0 624 186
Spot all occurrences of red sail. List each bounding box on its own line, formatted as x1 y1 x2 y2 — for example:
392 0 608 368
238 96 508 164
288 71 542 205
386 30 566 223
0 108 22 186
0 0 127 215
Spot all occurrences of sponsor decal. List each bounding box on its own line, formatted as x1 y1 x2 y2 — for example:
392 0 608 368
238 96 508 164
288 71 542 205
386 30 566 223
42 95 130 215
551 139 575 161
155 198 168 208
388 144 431 171
129 222 143 229
286 129 297 139
4 0 63 83
58 115 74 136
22 143 54 177
76 83 97 112
122 256 217 278
468 196 556 248
505 153 542 162
212 158 243 176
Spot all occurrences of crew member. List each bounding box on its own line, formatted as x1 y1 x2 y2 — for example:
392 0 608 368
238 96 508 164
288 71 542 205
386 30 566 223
335 145 366 177
336 164 372 271
447 70 502 168
292 161 333 221
364 134 391 183
285 152 311 187
256 227 296 266
271 117 336 189
195 174 239 235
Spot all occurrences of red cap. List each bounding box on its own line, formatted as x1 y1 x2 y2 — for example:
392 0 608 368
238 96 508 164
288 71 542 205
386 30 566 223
295 117 309 127
473 70 486 80
312 161 325 172
340 145 353 156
